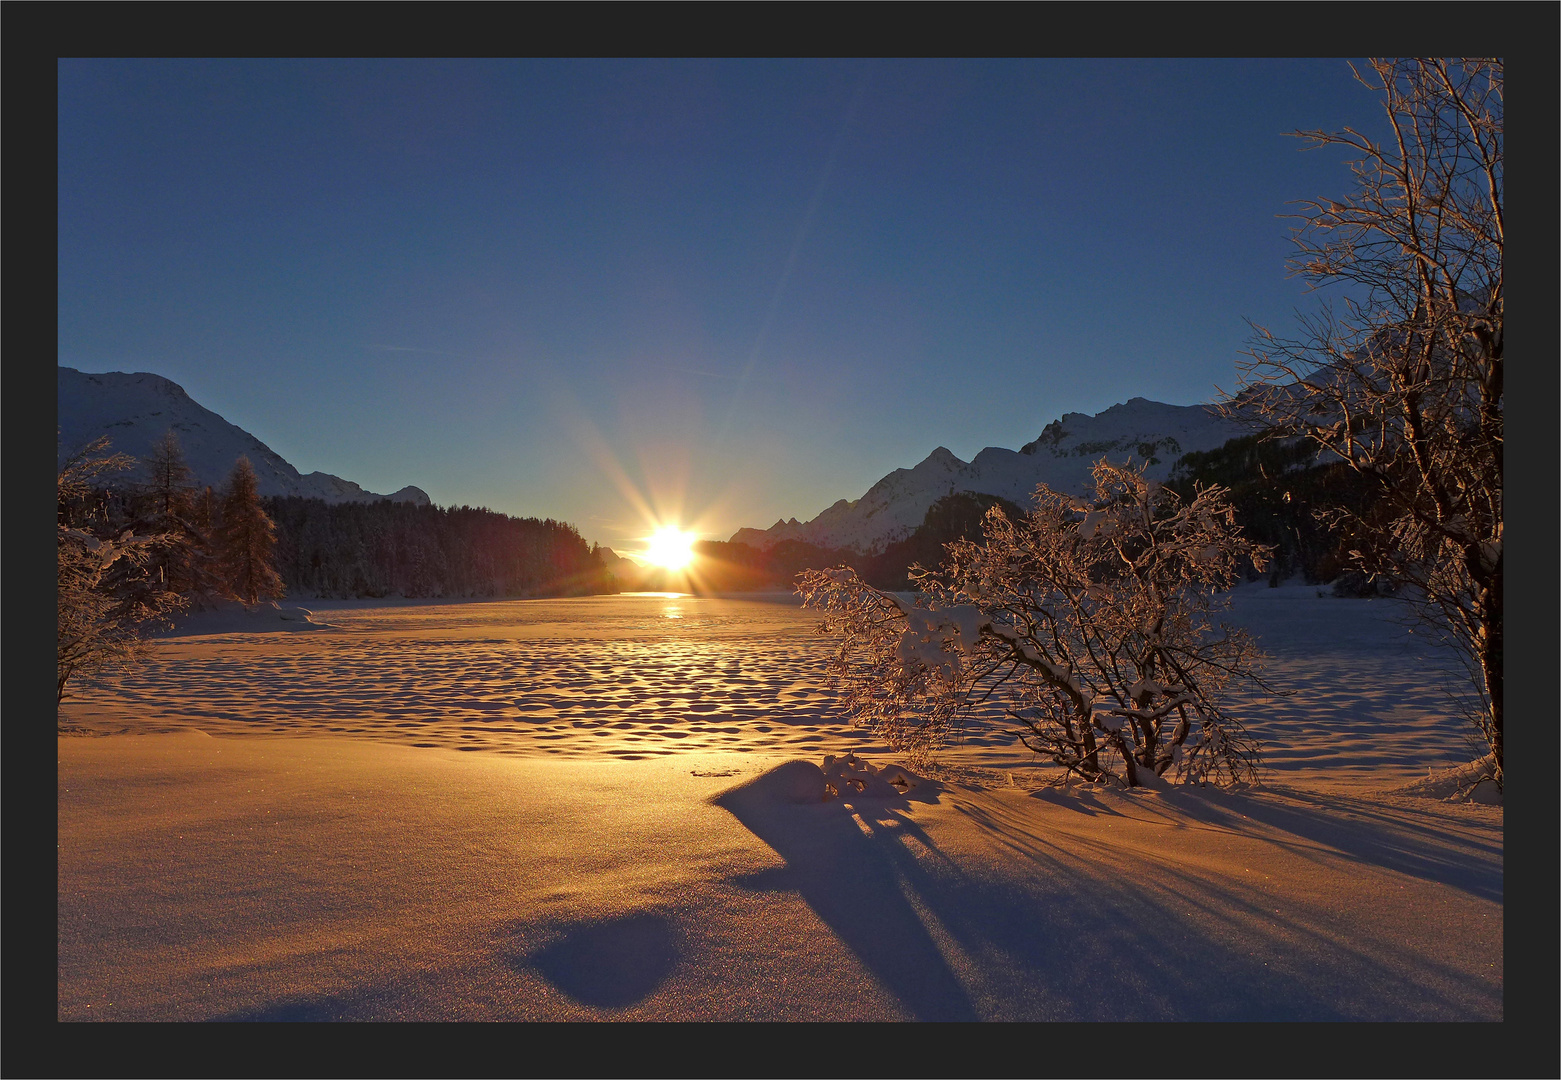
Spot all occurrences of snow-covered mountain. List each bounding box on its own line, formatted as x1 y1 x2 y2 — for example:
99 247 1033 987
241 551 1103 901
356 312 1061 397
730 397 1248 554
58 367 431 506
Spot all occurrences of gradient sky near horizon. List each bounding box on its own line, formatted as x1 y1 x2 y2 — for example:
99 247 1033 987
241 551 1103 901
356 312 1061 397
58 58 1386 552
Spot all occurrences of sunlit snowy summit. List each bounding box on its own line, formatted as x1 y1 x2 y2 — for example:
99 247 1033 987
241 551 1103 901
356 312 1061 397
730 397 1248 555
57 367 430 505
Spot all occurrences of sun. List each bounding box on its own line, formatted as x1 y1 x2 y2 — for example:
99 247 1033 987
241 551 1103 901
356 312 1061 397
643 526 696 571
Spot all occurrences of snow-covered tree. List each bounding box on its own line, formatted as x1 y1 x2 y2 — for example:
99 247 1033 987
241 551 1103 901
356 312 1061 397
799 460 1272 787
57 437 186 702
1232 59 1503 785
217 456 285 605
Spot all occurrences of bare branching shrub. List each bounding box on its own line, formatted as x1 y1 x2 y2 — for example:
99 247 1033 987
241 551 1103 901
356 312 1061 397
799 460 1272 787
1231 59 1502 785
58 437 186 703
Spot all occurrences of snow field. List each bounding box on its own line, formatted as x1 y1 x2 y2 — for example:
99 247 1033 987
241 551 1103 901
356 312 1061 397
58 732 1501 1021
68 587 1489 793
56 586 1502 1021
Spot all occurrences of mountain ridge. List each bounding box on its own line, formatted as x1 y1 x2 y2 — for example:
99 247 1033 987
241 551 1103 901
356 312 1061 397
58 367 430 506
730 396 1249 554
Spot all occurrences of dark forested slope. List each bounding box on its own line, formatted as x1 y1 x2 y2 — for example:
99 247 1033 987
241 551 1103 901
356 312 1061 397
265 497 617 599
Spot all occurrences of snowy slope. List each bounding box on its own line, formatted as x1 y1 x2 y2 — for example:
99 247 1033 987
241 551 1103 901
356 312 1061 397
57 367 430 505
57 590 1502 1023
731 397 1247 554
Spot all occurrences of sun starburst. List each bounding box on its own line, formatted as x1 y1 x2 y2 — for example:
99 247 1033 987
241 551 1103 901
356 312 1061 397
643 526 695 571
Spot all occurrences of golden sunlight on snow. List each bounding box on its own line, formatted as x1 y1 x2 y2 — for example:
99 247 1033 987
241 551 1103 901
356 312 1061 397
56 589 1503 1022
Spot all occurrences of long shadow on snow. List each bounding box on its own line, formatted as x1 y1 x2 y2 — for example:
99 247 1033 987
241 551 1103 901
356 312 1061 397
1223 786 1501 903
523 911 681 1009
904 792 1498 1020
719 764 1499 1021
1082 784 1504 904
713 761 978 1021
214 988 376 1021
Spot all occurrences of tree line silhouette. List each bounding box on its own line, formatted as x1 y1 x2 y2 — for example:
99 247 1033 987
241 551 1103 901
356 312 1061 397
265 496 615 599
58 429 616 701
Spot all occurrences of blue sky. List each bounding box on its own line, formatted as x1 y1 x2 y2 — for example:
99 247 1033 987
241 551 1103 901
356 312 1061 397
58 59 1385 551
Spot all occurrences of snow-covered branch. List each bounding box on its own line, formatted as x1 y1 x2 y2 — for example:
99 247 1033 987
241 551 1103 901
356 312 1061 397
800 459 1269 787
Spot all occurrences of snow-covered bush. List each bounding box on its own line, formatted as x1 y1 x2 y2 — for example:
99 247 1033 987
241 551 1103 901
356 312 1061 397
820 753 924 800
799 460 1272 787
58 437 186 702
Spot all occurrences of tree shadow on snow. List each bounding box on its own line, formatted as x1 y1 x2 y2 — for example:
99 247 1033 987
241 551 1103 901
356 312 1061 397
714 760 978 1021
1149 785 1501 904
1255 789 1500 902
1020 782 1500 903
522 911 681 1009
893 793 1497 1020
213 989 373 1021
718 764 1500 1021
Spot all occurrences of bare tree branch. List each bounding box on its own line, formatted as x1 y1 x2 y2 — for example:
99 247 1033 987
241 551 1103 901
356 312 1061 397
1227 58 1502 786
800 460 1271 788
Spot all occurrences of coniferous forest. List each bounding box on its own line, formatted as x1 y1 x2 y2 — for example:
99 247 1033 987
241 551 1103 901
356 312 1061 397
63 430 617 615
264 496 617 599
59 435 616 701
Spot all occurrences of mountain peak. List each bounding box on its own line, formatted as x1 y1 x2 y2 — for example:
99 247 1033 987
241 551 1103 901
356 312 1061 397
731 395 1246 554
918 446 965 470
58 366 429 506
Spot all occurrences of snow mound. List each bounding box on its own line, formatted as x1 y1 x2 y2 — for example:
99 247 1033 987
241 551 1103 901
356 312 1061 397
821 753 926 801
1385 754 1502 805
159 600 333 636
712 754 932 809
716 759 831 807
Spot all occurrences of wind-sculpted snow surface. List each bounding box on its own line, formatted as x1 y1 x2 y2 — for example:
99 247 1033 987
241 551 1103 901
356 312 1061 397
64 596 910 761
62 588 1491 792
57 588 1503 1025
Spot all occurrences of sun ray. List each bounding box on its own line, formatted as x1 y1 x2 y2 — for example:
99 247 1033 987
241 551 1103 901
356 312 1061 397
643 526 696 571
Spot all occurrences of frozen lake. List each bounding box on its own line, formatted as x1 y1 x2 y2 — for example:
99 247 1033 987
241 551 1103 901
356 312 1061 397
62 582 1479 793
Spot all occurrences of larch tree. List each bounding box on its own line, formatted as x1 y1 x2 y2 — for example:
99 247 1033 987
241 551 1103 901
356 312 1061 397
1231 58 1503 786
140 429 196 527
217 456 286 605
133 430 222 601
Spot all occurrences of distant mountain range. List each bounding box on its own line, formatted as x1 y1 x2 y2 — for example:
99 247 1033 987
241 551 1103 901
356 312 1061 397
58 367 430 506
730 397 1249 555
